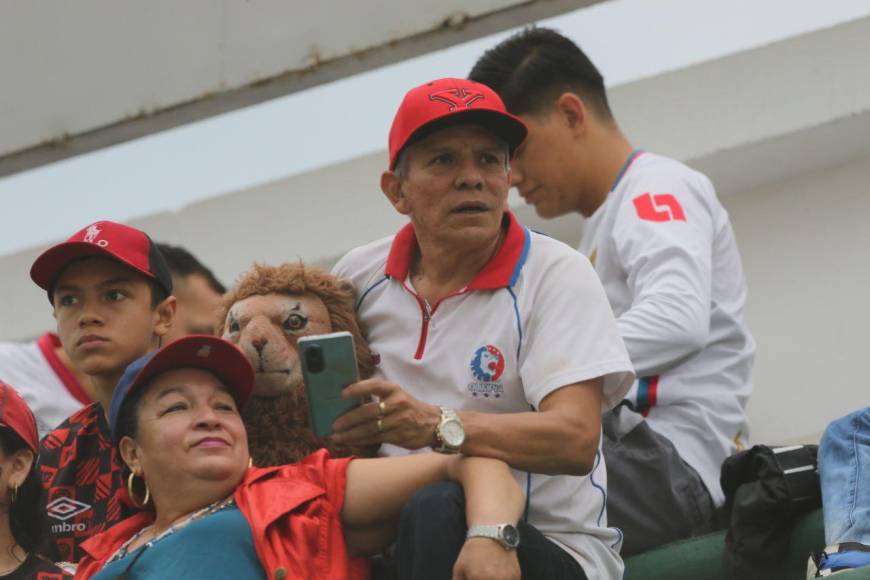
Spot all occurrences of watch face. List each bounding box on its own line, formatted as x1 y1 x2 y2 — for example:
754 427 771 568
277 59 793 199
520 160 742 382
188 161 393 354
441 419 465 447
502 525 520 547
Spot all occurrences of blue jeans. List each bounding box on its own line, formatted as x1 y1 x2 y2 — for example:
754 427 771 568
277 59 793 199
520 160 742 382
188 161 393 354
819 407 870 546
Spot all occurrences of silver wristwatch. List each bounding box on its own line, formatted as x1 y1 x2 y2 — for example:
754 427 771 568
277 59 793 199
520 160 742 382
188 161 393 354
433 407 465 454
466 523 521 550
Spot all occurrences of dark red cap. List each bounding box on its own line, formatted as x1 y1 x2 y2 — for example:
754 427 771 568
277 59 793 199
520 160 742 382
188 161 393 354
0 382 39 453
388 77 527 169
108 335 254 441
30 221 173 303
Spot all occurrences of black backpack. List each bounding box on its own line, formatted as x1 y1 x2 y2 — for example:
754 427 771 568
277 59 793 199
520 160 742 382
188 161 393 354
720 444 821 579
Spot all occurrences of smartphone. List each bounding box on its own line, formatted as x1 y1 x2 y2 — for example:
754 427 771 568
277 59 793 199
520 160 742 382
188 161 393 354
298 331 361 438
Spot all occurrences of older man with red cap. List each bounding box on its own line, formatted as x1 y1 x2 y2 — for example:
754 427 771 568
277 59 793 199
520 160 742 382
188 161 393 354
332 78 635 580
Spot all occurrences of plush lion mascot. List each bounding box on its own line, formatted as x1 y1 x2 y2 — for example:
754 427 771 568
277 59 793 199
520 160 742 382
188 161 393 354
216 262 376 466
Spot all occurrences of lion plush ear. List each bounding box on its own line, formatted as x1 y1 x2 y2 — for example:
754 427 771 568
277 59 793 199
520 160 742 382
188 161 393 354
335 278 356 299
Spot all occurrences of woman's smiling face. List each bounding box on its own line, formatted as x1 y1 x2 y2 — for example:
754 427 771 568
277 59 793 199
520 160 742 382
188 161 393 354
123 368 250 492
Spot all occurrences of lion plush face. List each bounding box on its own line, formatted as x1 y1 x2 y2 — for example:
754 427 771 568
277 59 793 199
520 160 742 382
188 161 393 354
222 293 332 398
213 263 376 465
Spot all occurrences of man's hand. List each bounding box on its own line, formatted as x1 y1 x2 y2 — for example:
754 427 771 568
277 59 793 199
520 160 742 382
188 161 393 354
331 378 442 449
453 538 520 580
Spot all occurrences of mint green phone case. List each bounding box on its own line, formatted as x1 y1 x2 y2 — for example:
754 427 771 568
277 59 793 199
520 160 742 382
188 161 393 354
299 331 361 437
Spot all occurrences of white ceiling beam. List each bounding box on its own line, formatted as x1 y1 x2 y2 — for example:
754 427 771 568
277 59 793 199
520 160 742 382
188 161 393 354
0 0 599 177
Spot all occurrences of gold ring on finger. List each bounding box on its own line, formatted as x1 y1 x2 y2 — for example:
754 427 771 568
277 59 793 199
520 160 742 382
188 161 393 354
378 401 387 417
377 418 384 433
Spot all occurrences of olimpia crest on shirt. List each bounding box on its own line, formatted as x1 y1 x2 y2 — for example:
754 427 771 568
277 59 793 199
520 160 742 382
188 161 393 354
468 345 506 398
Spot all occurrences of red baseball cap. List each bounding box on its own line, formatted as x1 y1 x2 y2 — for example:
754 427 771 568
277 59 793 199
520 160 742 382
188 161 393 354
108 335 255 441
388 77 527 169
30 221 173 303
0 382 39 453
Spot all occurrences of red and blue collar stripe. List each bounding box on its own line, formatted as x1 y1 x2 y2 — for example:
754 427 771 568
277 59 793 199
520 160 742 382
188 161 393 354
385 211 531 289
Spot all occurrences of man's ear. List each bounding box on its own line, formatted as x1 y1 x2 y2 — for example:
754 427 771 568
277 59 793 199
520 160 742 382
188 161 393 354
9 449 34 490
381 171 411 215
119 436 142 476
554 92 589 136
153 295 177 339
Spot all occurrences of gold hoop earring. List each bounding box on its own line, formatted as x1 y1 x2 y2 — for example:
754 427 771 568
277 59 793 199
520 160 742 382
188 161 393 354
127 472 151 508
9 485 18 504
248 457 254 469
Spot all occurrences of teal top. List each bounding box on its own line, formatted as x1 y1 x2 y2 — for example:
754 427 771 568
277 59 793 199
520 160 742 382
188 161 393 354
93 504 266 580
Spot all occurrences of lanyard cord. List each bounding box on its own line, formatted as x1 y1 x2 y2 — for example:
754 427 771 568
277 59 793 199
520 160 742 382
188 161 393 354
611 148 644 192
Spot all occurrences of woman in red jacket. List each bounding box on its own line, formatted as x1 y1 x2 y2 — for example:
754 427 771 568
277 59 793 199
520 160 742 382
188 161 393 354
74 336 523 579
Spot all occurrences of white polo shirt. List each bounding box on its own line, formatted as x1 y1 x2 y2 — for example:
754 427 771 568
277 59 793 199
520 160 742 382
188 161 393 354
334 212 634 580
0 333 90 438
579 151 755 507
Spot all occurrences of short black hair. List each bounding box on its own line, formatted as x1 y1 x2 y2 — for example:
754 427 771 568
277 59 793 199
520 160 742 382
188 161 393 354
0 428 47 554
156 243 226 294
469 27 612 119
148 278 170 308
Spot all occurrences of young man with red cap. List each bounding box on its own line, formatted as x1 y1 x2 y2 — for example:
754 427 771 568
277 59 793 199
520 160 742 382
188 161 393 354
332 78 634 579
470 28 756 555
29 221 176 563
0 243 225 440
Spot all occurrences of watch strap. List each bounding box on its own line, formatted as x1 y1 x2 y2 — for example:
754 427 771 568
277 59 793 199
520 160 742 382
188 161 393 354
434 407 463 454
466 524 519 550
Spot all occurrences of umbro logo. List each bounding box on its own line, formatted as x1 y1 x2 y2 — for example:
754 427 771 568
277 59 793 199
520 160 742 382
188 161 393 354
46 497 91 521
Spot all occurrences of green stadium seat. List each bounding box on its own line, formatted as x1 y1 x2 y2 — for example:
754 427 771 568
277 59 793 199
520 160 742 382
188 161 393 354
624 509 827 580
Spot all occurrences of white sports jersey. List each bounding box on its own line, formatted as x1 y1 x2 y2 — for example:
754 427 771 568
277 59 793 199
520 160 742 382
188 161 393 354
0 333 89 439
334 212 635 579
579 151 755 506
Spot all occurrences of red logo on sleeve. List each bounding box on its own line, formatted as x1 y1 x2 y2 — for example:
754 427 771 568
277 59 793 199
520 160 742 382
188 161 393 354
633 193 686 222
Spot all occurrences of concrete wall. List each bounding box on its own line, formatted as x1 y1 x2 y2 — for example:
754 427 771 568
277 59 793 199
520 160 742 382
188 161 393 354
1 0 595 175
723 154 870 444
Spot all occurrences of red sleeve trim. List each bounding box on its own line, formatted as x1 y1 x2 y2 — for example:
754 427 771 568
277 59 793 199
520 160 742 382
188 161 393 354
36 333 92 405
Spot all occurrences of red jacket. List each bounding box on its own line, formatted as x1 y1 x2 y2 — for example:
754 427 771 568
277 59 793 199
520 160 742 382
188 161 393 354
75 450 369 579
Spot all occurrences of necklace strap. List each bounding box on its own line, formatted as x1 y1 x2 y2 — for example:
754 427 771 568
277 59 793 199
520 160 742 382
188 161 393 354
109 495 235 563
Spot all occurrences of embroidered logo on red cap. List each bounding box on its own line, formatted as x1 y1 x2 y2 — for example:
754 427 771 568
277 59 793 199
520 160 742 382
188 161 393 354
429 88 485 111
83 224 109 247
633 193 686 223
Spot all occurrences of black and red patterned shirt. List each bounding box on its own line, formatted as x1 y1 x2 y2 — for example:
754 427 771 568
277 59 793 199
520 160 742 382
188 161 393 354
4 553 72 579
38 403 140 564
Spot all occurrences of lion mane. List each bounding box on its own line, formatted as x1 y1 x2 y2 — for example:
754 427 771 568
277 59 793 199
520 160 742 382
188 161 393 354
216 262 375 466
